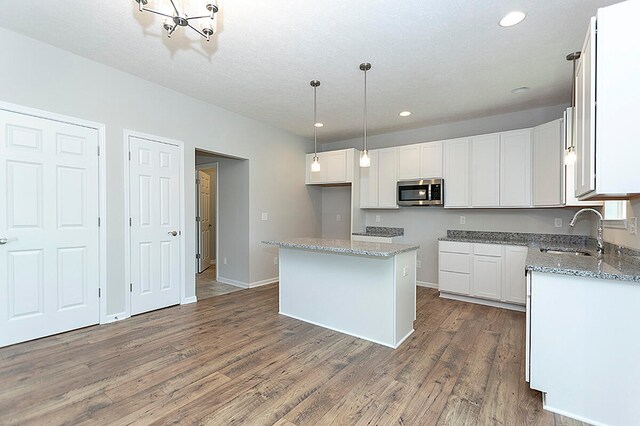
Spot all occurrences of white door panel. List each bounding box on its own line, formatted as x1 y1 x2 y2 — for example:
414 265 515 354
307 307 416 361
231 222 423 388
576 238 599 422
0 109 100 347
197 170 211 272
129 136 181 315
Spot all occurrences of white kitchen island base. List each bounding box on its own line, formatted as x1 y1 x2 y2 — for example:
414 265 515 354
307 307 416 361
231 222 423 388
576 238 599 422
276 243 417 349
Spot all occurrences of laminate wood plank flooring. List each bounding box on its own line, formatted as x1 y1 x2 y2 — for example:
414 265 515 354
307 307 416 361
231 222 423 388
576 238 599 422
0 285 588 425
196 265 243 300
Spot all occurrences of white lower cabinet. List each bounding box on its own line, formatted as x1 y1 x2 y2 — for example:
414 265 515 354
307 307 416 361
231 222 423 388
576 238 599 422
438 241 527 309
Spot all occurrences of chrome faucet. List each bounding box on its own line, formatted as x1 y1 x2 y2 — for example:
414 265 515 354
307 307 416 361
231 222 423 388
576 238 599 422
569 208 604 254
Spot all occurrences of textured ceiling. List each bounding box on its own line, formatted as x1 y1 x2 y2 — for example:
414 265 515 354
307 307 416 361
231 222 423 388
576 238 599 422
0 0 619 141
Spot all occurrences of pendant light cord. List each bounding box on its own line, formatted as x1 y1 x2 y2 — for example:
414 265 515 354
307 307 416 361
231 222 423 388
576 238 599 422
363 67 367 153
314 85 318 156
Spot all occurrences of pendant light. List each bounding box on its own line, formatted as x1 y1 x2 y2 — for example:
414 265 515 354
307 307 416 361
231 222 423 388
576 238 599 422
310 80 321 172
359 63 372 168
565 51 581 165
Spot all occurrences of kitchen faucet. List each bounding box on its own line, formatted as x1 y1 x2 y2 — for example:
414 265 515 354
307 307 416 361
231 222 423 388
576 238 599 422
569 208 604 254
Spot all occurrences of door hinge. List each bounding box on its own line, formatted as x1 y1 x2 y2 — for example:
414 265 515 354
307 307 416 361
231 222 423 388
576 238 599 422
128 151 131 161
196 253 201 259
97 145 100 156
98 217 101 227
98 288 101 298
129 218 132 226
196 216 201 222
196 178 201 185
130 283 133 292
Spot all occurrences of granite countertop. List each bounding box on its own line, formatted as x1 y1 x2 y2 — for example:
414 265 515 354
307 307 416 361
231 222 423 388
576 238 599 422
352 226 404 237
439 230 640 283
262 238 419 258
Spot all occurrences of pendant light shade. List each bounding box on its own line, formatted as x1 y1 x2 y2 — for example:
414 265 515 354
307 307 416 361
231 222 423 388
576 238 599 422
310 80 321 172
359 62 372 168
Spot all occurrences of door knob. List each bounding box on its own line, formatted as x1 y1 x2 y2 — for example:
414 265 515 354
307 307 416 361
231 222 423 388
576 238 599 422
168 231 178 237
0 237 7 245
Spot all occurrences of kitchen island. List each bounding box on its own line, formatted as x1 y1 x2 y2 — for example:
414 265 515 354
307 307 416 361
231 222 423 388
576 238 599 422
262 238 419 348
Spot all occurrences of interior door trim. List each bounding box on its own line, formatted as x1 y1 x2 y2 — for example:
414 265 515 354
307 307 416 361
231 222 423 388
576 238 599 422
0 100 107 326
123 129 187 320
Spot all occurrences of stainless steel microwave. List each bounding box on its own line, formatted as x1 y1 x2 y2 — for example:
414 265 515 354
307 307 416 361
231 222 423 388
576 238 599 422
397 179 443 206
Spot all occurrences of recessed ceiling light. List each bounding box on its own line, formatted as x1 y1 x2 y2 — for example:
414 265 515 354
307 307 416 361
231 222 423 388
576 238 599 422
499 11 526 27
314 122 324 128
511 86 530 94
399 111 411 117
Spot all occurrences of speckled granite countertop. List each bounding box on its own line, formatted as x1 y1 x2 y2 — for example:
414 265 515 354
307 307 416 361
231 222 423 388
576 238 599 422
262 238 419 257
439 230 640 283
352 226 404 237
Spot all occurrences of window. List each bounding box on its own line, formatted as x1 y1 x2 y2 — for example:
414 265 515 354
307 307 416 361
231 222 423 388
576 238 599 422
603 200 627 228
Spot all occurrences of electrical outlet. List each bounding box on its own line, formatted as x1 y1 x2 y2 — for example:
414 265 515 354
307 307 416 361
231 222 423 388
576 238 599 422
630 217 638 235
273 256 278 265
223 257 228 265
460 216 466 225
555 218 563 228
261 212 268 221
402 266 408 277
417 260 422 268
375 215 381 223
336 214 341 221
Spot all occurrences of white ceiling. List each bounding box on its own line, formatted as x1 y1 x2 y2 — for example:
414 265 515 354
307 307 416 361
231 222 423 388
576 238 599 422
0 0 619 141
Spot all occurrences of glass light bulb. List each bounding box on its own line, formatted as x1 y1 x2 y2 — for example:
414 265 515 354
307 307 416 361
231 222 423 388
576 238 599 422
360 150 371 168
565 147 577 165
311 156 321 172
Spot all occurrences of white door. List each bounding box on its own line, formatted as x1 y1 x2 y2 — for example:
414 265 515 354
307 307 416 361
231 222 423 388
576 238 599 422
397 144 420 180
471 134 500 207
197 171 211 273
472 255 502 300
128 136 181 315
378 148 398 208
443 138 470 207
0 109 100 347
500 129 532 207
419 141 443 178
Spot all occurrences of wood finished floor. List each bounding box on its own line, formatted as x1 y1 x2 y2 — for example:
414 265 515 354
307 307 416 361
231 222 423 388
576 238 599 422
196 265 243 300
0 285 587 426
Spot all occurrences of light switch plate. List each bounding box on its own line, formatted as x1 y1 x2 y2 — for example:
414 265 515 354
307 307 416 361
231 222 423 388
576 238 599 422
460 216 466 225
273 256 278 265
555 218 563 228
402 266 408 277
417 260 422 268
336 214 341 221
375 215 381 223
223 257 228 265
630 217 638 235
261 212 268 221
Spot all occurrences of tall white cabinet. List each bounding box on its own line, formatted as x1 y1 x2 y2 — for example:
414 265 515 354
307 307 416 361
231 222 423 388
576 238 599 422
500 130 532 207
443 138 470 208
471 134 500 207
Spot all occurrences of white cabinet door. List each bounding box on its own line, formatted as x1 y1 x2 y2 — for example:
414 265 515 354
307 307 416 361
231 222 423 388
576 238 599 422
129 136 182 316
500 129 532 207
378 148 398 208
0 110 100 348
197 171 211 273
420 141 443 178
575 18 596 198
325 150 348 182
471 134 500 207
533 119 564 207
359 150 379 208
504 245 527 305
397 144 420 180
472 255 502 300
444 138 470 208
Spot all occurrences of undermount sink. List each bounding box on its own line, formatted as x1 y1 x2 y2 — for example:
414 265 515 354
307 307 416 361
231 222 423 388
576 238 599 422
540 248 591 257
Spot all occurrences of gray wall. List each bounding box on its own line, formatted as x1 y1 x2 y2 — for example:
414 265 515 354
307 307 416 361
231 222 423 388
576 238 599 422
320 103 595 285
604 198 640 250
0 27 321 316
321 187 352 240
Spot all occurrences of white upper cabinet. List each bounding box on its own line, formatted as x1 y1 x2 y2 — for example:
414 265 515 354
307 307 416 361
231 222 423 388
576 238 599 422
574 1 640 199
397 144 421 180
397 141 443 180
420 141 443 178
533 119 564 207
444 138 471 208
500 129 532 207
471 134 500 207
378 148 399 208
306 148 355 185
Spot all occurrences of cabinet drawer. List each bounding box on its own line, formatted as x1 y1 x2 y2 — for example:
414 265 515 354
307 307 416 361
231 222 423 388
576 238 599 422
439 241 471 254
439 271 471 295
439 252 471 274
473 243 502 257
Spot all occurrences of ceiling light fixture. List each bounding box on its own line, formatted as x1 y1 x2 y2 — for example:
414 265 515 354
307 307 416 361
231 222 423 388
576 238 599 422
310 80 321 173
399 111 412 117
359 63 372 168
511 86 530 94
499 11 526 27
134 0 219 41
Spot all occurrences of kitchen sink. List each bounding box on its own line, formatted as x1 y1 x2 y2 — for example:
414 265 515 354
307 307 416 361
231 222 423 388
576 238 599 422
540 248 591 256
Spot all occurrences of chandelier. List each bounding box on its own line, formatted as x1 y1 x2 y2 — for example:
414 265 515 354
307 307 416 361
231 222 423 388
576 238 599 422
134 0 219 42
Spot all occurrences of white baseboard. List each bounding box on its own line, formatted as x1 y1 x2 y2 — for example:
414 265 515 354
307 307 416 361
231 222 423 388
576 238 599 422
439 292 525 312
216 276 249 289
101 311 128 325
417 281 438 289
249 277 279 288
182 296 198 305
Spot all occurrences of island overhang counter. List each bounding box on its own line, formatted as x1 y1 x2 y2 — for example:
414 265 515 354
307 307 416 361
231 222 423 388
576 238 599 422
262 238 420 349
